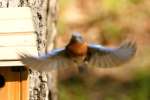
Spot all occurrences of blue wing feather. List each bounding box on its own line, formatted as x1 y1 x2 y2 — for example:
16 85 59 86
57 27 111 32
87 42 136 67
19 48 77 72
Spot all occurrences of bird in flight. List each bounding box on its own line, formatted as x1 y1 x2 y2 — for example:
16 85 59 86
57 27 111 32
19 32 136 72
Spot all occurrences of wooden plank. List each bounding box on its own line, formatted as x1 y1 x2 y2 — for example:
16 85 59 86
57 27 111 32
0 46 38 60
0 67 20 100
0 61 24 66
21 68 29 100
0 7 32 20
0 33 36 46
0 19 34 33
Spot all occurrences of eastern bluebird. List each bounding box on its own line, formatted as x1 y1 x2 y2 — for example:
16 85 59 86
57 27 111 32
19 32 136 72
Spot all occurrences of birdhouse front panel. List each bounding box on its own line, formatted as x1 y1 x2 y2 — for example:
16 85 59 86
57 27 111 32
0 7 37 100
0 67 28 100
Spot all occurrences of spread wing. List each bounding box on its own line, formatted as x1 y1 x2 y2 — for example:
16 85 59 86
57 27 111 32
87 42 136 67
19 48 77 72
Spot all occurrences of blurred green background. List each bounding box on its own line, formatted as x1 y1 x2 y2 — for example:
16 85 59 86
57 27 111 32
56 0 150 100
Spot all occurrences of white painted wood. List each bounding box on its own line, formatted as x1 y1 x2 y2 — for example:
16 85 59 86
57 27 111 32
0 7 34 33
0 61 23 66
0 7 32 20
0 7 37 66
0 46 38 60
0 19 34 33
0 33 37 46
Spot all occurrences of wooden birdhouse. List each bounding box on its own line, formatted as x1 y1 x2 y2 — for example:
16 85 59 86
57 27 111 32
0 7 38 100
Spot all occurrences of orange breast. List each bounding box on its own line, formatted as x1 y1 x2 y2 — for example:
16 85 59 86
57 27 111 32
67 42 88 56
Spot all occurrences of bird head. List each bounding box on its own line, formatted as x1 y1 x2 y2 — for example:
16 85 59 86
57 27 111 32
70 32 84 44
66 32 88 56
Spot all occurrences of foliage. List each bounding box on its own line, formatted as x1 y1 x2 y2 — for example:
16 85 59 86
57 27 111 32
59 70 150 100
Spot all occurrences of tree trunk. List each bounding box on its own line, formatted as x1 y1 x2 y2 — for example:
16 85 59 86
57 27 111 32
0 0 58 100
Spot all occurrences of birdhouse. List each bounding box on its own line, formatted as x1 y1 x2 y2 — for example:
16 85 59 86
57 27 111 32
0 7 38 100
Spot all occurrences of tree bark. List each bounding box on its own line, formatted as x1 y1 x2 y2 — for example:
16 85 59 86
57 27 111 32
0 0 58 100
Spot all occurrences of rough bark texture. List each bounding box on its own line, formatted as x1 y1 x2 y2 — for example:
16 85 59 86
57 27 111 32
0 0 58 100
